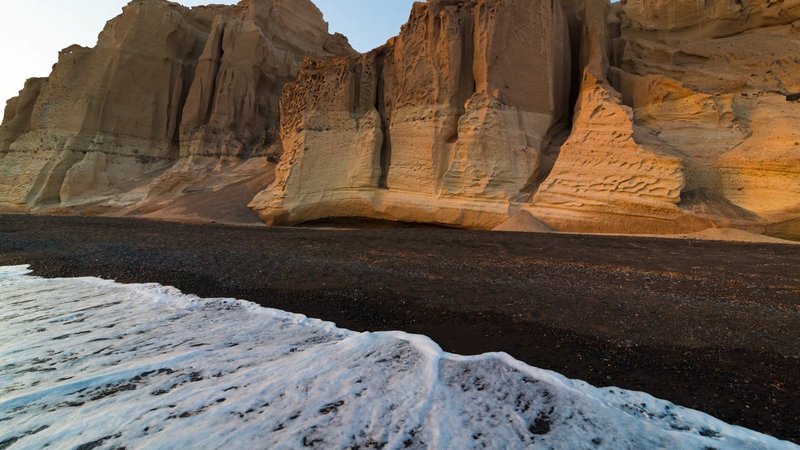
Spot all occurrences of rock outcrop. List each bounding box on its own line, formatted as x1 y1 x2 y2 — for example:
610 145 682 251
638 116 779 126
250 0 572 228
610 0 800 236
0 0 351 218
520 0 800 236
251 0 800 238
2 0 799 240
527 0 706 234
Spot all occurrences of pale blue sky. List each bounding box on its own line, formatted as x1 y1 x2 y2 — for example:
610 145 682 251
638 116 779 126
0 0 417 106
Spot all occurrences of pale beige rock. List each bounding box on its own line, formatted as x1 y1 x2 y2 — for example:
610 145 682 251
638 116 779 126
524 0 800 236
528 72 706 234
2 0 799 241
1 78 46 154
0 0 207 209
767 217 800 242
179 1 353 159
680 228 799 245
251 0 572 228
125 157 274 226
0 0 351 214
527 0 703 234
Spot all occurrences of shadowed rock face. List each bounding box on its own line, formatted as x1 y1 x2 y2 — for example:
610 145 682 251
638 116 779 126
2 0 799 238
0 0 351 215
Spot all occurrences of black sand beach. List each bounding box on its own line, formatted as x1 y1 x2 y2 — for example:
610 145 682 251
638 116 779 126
1 214 798 443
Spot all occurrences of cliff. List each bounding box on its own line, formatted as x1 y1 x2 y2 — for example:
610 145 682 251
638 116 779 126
250 0 799 239
2 0 799 240
250 0 571 228
530 0 800 236
0 0 352 223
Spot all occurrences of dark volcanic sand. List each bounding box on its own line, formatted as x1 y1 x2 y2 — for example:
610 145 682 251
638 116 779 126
1 214 798 443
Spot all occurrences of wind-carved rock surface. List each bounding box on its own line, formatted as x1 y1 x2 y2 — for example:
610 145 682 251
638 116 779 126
0 0 351 222
527 0 706 234
2 0 799 240
611 0 800 238
250 0 572 228
252 0 800 239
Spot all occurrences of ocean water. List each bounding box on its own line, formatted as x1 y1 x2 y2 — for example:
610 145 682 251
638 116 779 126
0 265 796 450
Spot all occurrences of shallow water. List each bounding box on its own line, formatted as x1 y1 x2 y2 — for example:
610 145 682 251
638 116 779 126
0 265 795 450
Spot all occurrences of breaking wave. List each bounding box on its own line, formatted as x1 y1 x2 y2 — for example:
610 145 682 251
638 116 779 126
0 265 795 449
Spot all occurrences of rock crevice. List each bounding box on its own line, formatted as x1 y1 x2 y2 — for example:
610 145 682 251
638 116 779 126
0 0 352 217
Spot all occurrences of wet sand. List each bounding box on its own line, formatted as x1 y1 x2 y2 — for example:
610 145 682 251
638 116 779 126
1 214 798 443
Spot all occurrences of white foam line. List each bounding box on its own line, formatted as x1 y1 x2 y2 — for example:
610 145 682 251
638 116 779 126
0 265 796 450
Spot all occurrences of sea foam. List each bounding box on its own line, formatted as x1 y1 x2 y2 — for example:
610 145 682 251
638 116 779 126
0 265 796 449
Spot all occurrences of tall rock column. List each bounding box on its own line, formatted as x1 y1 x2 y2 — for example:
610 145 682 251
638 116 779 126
440 0 571 201
0 78 46 154
253 54 385 223
251 0 572 228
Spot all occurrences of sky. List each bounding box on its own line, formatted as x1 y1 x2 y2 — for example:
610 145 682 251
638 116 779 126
0 0 417 106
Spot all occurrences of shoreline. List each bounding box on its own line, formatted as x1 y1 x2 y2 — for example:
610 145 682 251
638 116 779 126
14 210 800 244
1 214 798 443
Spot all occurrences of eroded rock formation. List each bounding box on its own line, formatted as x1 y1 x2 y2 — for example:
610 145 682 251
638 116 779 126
2 0 799 240
0 0 351 220
528 0 800 236
251 0 800 239
527 0 702 234
613 0 800 238
250 0 572 228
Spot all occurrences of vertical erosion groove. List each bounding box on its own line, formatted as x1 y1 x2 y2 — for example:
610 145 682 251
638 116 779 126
203 24 226 126
352 61 362 115
521 0 582 198
566 12 583 128
172 61 198 149
375 51 391 189
449 8 477 144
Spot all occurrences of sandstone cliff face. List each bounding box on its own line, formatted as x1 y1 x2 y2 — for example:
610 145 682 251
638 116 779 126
3 0 799 240
528 0 800 236
179 0 352 159
527 0 706 234
250 0 572 228
0 0 351 217
613 0 800 236
253 0 799 238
